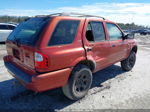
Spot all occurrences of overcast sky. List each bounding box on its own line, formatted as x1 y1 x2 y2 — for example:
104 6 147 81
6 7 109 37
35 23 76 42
0 0 150 26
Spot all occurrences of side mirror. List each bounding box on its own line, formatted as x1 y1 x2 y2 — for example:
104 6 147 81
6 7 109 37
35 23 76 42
123 34 128 40
123 33 134 40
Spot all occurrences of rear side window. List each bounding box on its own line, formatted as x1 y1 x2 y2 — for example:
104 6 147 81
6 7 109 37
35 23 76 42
91 21 105 42
7 17 50 46
0 25 8 30
86 21 105 42
48 20 80 46
106 23 123 40
86 23 94 42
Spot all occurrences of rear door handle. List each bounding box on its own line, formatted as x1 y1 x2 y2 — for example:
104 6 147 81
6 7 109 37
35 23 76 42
87 47 92 52
112 44 116 47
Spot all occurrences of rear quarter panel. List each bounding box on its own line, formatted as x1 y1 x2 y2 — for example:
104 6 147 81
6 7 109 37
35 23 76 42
36 17 86 72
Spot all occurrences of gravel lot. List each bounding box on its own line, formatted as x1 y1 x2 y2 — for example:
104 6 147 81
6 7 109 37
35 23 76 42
0 36 150 111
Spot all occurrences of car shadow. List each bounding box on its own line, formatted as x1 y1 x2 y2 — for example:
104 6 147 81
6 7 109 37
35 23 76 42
92 64 125 88
0 64 125 111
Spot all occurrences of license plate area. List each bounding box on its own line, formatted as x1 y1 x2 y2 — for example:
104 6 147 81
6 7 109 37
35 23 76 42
13 49 20 60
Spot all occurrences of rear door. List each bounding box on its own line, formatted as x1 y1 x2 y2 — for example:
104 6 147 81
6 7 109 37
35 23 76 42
105 23 128 63
83 19 111 72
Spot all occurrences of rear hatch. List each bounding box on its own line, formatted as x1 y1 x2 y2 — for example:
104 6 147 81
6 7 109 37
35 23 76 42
6 17 50 71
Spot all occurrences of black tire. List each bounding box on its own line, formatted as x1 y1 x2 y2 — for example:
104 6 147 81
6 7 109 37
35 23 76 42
62 64 92 100
121 51 136 71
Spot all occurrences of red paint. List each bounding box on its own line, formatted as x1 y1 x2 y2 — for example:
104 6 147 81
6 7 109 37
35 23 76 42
4 15 137 92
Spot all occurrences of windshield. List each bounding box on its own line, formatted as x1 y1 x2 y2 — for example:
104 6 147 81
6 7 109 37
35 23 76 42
7 17 50 46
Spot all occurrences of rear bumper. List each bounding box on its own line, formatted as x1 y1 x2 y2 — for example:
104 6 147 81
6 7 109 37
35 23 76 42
4 62 72 92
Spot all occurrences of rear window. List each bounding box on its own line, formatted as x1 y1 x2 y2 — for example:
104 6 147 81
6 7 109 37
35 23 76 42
7 17 50 46
48 20 80 46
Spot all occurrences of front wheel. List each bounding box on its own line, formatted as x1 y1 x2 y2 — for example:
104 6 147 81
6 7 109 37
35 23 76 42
62 64 92 100
121 51 136 71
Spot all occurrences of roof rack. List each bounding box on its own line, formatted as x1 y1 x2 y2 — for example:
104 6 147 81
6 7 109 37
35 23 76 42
48 12 106 20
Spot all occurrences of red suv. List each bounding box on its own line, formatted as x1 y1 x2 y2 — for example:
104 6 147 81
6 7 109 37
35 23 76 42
3 13 137 100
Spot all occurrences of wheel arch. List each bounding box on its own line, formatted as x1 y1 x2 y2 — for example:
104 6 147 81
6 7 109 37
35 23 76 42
131 45 138 54
75 60 96 72
66 59 96 85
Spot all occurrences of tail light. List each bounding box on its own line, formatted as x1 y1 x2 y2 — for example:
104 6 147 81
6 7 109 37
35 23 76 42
34 52 49 69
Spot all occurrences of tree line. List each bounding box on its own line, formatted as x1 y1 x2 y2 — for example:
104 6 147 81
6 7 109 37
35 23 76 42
117 23 149 30
0 15 149 30
0 16 28 23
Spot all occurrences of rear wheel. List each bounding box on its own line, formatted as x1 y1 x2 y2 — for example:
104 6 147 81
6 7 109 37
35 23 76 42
62 64 92 100
121 51 136 71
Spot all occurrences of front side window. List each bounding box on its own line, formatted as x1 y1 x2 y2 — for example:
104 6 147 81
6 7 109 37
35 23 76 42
48 20 80 46
86 21 105 42
106 23 123 40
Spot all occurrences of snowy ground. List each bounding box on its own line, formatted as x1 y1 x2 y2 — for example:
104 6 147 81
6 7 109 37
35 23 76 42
0 35 150 111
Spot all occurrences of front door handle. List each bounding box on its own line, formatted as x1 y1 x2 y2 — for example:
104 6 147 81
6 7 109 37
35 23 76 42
112 44 116 47
87 47 92 52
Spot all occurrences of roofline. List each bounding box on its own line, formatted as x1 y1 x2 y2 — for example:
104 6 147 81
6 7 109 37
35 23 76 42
35 12 106 20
